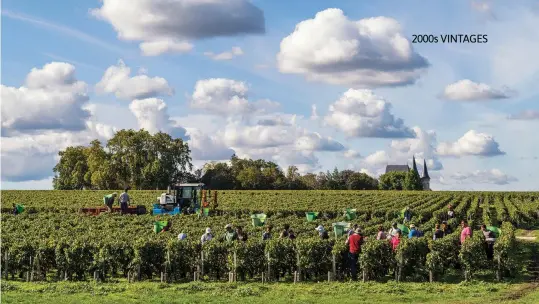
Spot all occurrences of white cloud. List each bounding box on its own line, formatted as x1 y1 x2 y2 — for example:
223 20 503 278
441 79 513 101
508 110 539 120
451 169 517 185
91 0 264 55
324 89 414 138
190 78 279 116
310 105 319 120
1 130 96 182
362 127 443 173
437 130 505 157
295 132 344 152
186 128 235 161
96 60 173 100
1 62 90 133
129 98 187 139
277 9 429 87
204 46 243 61
140 40 193 56
344 149 361 159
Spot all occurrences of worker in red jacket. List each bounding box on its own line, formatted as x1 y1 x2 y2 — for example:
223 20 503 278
345 228 363 280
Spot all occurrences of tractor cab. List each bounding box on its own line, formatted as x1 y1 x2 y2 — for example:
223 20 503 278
152 183 217 216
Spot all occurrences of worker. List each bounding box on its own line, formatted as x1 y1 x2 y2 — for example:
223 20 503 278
387 222 401 240
460 220 472 245
403 207 412 223
480 224 495 260
391 230 402 252
288 230 296 240
178 233 187 241
376 225 387 240
447 204 455 220
12 204 19 215
262 225 273 240
347 224 359 236
433 224 444 240
345 228 363 281
441 221 453 236
119 187 130 215
408 224 420 238
201 228 213 244
103 192 117 212
236 226 248 242
223 224 237 242
280 224 290 238
315 225 329 240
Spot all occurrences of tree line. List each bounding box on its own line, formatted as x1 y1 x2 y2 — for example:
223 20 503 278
53 129 424 191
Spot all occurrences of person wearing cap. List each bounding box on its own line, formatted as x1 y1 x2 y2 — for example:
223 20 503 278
387 222 401 240
201 227 213 244
441 221 453 236
408 224 420 238
315 225 329 240
223 224 237 242
103 192 117 212
345 227 363 280
178 232 187 241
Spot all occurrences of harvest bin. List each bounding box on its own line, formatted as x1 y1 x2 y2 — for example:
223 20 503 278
153 221 168 233
345 208 357 220
203 208 210 216
487 226 501 238
305 212 319 222
251 214 267 227
332 222 351 237
397 224 410 235
16 204 25 214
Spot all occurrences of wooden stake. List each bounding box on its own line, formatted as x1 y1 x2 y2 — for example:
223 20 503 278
429 270 433 283
266 252 271 281
328 271 332 282
332 255 336 280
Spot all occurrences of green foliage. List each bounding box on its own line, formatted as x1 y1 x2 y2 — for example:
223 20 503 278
53 130 192 190
404 170 423 191
493 222 519 277
459 233 488 280
378 171 407 190
395 238 429 280
360 240 394 280
426 233 459 276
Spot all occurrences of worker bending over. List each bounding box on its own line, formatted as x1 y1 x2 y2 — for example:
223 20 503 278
103 193 117 212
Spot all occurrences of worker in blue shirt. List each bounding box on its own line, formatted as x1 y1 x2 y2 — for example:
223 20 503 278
408 224 421 238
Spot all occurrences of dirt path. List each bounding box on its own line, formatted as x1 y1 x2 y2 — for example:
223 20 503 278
498 282 538 301
517 236 537 241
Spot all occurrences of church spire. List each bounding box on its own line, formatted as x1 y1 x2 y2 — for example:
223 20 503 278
412 155 418 174
422 159 430 179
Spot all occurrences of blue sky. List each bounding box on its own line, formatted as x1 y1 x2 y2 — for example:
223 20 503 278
1 0 538 190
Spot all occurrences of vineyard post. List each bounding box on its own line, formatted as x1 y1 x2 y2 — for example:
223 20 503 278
332 254 336 280
496 256 502 281
327 271 331 282
137 264 141 281
233 251 237 281
161 272 164 283
266 251 271 281
30 256 33 282
4 252 8 280
201 251 205 278
429 270 433 283
296 251 301 282
128 271 130 283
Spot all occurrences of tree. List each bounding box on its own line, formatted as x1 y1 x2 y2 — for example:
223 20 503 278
404 169 423 190
347 172 379 190
378 171 407 190
53 146 89 190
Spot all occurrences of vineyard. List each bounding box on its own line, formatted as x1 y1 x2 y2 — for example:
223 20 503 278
1 190 538 285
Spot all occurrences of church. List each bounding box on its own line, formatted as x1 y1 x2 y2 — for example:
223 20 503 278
384 156 431 190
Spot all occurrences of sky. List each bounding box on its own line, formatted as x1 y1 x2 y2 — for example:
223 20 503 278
1 0 538 191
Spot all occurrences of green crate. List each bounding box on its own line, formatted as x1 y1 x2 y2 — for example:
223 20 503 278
332 222 351 237
487 226 501 238
345 208 357 220
305 212 319 222
250 214 267 227
153 221 168 233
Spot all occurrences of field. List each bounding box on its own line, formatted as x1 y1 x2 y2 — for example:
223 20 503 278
1 190 538 303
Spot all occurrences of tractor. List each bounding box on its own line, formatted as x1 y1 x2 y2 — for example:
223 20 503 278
152 183 218 216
